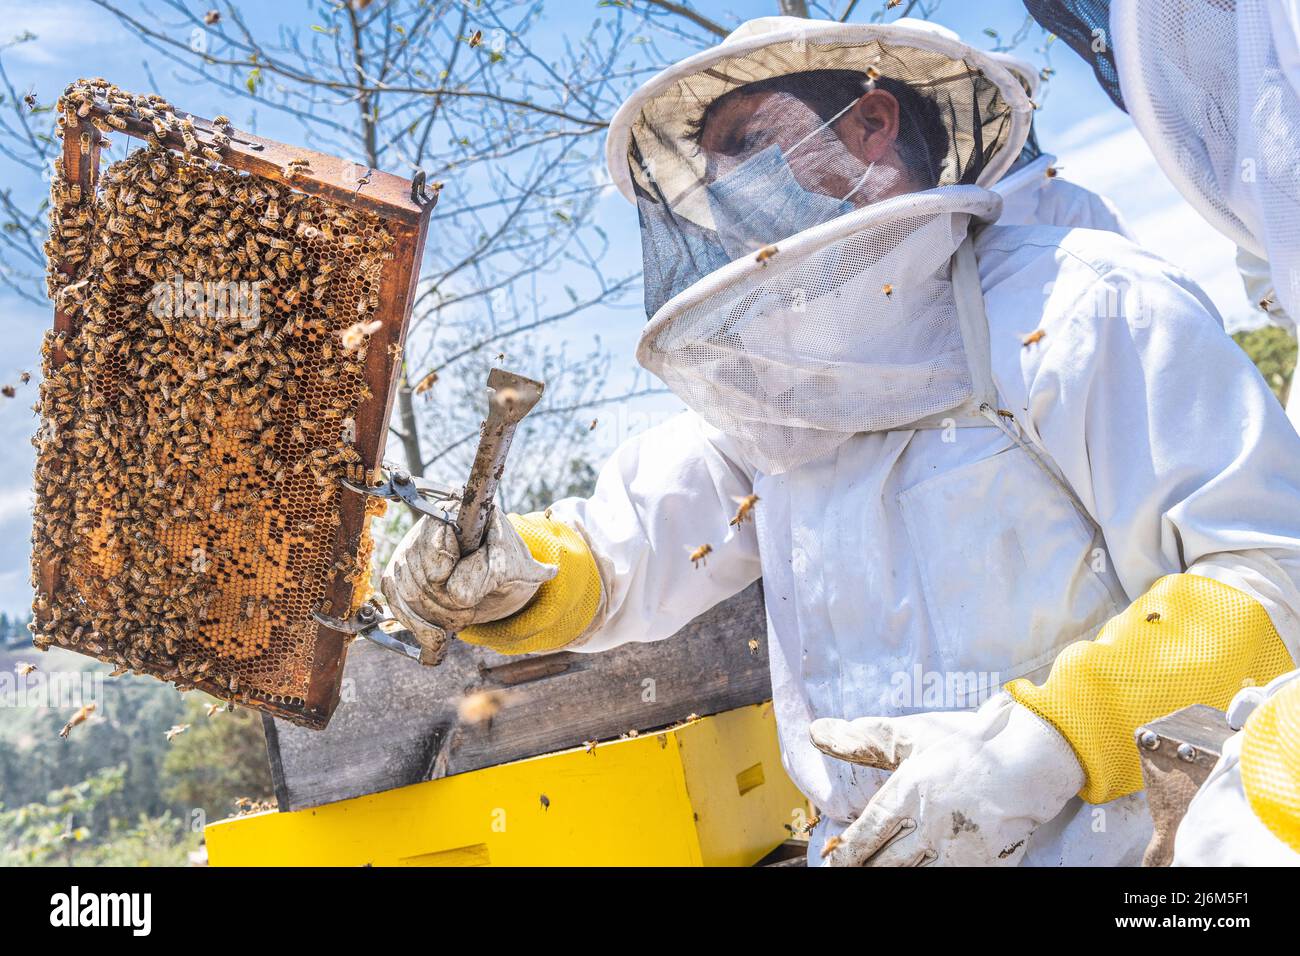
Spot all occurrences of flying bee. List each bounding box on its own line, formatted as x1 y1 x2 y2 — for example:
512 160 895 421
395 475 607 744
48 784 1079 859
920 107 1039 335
59 702 97 739
688 543 712 568
1045 164 1063 180
748 638 761 656
413 369 437 397
728 493 759 527
882 283 894 297
755 245 778 266
339 318 381 352
458 689 506 725
1021 329 1046 348
820 835 843 860
16 662 37 677
164 723 191 742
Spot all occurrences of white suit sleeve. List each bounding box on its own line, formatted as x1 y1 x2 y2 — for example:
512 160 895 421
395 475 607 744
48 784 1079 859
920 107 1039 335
987 231 1300 801
547 411 762 653
994 234 1300 663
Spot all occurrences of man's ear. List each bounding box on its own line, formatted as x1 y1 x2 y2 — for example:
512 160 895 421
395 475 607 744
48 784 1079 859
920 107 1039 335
838 89 901 164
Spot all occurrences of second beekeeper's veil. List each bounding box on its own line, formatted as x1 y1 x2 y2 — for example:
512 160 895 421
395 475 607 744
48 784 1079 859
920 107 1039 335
605 18 1031 473
1111 0 1300 327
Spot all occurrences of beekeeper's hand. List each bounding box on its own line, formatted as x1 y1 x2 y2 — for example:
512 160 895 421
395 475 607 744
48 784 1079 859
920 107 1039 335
810 693 1084 866
381 509 558 650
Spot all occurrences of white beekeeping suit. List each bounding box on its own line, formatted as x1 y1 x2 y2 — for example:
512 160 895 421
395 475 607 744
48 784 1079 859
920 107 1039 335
1022 0 1300 863
382 16 1300 867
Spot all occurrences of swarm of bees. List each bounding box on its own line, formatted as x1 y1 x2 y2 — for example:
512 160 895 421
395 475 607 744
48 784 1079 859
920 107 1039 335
32 78 396 713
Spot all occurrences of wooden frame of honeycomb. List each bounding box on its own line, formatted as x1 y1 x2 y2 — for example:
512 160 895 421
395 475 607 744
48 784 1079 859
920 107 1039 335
32 80 433 729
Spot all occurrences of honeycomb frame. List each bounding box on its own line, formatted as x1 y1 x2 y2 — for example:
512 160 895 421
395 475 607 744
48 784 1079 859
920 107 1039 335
32 80 433 729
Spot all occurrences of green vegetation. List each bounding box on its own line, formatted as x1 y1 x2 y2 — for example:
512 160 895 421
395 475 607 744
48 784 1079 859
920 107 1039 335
1234 325 1298 405
0 646 272 867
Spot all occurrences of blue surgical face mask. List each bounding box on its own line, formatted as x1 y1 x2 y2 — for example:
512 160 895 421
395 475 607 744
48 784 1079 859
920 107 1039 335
705 140 872 261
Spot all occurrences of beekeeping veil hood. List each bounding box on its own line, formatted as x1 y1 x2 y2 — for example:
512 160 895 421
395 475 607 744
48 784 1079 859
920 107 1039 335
1110 0 1300 327
605 17 1031 473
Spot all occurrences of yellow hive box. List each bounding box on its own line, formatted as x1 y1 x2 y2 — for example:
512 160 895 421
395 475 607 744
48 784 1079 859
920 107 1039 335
207 701 808 866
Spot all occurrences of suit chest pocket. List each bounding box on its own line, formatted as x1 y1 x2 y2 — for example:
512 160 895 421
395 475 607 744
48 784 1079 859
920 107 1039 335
897 444 1124 707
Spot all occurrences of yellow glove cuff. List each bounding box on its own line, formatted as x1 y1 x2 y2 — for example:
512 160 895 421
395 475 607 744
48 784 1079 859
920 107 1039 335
1007 573 1294 804
459 512 602 655
1240 678 1300 853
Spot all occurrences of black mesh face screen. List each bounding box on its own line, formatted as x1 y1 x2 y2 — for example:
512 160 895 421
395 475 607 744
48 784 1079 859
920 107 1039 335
1022 0 1127 111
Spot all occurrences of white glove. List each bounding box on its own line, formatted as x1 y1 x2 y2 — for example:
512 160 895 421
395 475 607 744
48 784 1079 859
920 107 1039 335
381 509 558 652
809 693 1084 866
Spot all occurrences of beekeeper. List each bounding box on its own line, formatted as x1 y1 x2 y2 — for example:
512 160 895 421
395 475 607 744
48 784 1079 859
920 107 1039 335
382 17 1300 866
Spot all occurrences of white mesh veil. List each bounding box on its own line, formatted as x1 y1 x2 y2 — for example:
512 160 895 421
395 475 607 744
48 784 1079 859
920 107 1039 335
606 18 1032 317
636 186 1004 474
1113 0 1300 323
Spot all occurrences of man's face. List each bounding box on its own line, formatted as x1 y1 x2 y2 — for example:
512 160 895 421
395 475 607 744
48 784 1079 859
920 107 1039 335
699 87 915 206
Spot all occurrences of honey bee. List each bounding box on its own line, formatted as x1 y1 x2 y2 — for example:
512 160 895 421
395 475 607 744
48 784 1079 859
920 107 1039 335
728 493 759 527
340 319 381 352
584 739 599 754
589 419 597 431
16 662 37 677
882 283 894 297
1146 611 1161 623
688 543 712 568
413 369 438 397
458 689 506 725
59 702 97 739
1021 329 1046 348
204 9 220 25
754 245 778 266
1045 164 1062 180
820 834 843 860
747 638 760 656
468 29 483 47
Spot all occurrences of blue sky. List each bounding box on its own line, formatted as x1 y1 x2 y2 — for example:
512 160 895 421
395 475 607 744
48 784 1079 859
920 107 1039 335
0 0 1256 613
